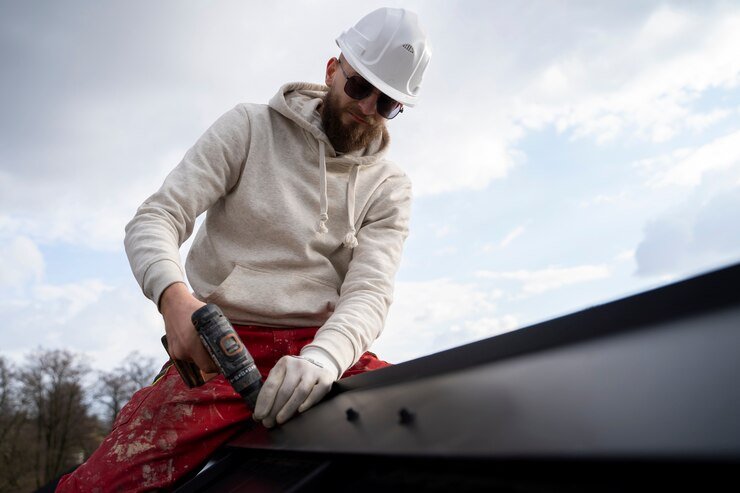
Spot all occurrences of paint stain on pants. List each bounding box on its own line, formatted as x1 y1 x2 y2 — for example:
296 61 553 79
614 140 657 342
56 325 390 492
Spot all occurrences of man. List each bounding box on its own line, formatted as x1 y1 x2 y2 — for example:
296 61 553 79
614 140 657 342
57 7 430 491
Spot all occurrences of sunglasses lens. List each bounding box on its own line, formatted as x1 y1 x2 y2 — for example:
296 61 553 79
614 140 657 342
377 94 403 119
342 70 403 119
344 76 373 100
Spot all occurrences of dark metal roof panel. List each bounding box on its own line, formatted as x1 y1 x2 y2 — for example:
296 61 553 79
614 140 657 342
227 263 740 460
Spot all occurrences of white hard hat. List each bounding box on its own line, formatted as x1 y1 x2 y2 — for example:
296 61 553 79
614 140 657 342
336 8 431 107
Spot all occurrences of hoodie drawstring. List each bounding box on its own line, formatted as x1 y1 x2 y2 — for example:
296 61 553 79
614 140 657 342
316 140 359 249
317 141 329 233
343 165 359 249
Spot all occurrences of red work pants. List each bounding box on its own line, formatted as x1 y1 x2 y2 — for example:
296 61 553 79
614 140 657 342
56 325 389 492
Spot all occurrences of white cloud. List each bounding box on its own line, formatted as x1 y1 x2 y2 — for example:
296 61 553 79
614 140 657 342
0 121 195 251
397 120 523 196
372 279 513 363
476 265 612 296
615 249 635 262
0 235 44 288
0 228 159 371
433 246 458 256
392 3 740 197
500 225 526 248
479 224 528 253
0 0 343 251
63 285 164 372
455 316 519 340
635 183 740 277
0 281 163 372
433 224 452 238
430 316 520 356
579 192 630 207
33 280 114 325
1 2 737 262
684 108 732 132
512 6 740 145
640 130 740 188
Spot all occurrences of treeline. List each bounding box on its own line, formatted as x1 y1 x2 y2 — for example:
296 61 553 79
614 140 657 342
0 349 158 492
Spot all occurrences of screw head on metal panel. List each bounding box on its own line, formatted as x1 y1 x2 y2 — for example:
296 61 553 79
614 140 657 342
399 408 414 425
346 408 360 422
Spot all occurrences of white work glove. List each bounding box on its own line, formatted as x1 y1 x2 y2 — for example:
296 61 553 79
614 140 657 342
252 349 340 428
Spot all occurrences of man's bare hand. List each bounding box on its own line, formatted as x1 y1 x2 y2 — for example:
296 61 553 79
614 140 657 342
159 282 217 373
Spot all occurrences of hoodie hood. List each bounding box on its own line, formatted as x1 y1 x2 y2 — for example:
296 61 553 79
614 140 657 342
268 82 390 165
268 82 391 249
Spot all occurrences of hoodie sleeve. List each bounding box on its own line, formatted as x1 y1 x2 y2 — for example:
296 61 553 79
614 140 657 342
302 173 412 375
124 105 251 307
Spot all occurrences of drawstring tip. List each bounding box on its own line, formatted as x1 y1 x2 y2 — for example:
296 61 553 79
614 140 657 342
342 232 358 249
317 213 329 234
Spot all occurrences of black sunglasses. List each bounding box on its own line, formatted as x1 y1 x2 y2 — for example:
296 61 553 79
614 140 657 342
337 59 404 120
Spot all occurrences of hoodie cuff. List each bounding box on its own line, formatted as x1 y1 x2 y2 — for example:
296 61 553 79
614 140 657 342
302 328 356 379
142 259 186 309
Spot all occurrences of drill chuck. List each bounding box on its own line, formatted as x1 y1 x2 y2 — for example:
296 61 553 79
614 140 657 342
191 303 262 410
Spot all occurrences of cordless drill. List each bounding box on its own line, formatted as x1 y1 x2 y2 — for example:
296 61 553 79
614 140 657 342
161 303 263 410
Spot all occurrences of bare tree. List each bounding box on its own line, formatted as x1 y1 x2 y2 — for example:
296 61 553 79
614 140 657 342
0 357 33 492
0 349 153 488
95 351 158 429
94 369 130 430
18 349 101 488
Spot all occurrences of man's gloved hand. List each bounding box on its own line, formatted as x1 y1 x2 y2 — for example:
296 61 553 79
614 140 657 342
253 350 340 428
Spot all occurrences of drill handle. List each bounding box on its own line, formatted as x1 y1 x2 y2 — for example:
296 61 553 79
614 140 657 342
160 335 206 388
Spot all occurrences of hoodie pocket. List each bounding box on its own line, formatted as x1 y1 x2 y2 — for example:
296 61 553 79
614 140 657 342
206 263 339 323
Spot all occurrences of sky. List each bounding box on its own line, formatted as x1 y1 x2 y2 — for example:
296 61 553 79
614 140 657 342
1 1 739 372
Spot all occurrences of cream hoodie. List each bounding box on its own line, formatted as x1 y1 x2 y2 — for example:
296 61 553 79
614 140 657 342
124 83 412 375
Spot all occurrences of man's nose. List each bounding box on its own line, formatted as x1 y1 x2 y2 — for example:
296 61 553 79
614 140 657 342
357 92 379 116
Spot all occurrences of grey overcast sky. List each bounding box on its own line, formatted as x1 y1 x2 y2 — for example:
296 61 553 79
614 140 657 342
2 1 740 370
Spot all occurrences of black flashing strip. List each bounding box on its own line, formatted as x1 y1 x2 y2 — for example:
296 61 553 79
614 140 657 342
335 262 740 394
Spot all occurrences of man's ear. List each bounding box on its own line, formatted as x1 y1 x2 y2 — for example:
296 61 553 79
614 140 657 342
325 57 339 86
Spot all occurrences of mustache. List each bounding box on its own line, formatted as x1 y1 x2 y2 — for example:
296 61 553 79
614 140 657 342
347 106 379 126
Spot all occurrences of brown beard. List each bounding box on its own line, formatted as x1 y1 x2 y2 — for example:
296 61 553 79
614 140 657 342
321 85 386 153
